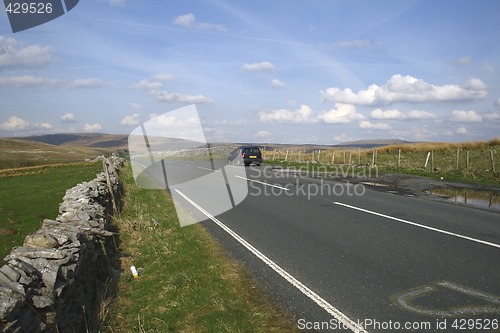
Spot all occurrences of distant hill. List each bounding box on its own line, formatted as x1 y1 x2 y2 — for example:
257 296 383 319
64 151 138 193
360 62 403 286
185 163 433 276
18 133 129 149
252 140 414 152
337 139 414 148
0 137 112 169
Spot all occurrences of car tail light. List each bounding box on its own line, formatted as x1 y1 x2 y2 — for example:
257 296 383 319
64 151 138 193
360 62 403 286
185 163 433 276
242 153 245 158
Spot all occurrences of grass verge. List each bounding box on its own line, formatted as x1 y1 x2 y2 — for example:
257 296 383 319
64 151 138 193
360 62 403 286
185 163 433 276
104 164 299 332
0 162 104 259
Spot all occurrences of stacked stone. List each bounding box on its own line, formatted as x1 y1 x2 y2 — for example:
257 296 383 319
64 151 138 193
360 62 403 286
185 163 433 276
0 157 124 333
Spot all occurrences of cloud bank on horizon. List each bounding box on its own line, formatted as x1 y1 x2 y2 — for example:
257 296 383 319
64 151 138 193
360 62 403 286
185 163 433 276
1 0 499 144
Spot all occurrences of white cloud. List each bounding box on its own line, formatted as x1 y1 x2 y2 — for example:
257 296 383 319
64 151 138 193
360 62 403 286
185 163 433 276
132 79 163 90
258 105 312 123
0 116 29 130
457 56 472 65
257 130 272 139
332 39 373 49
172 13 227 32
242 61 276 72
210 119 253 126
61 113 77 123
317 103 364 124
464 78 487 90
320 74 488 105
0 116 53 131
36 122 53 129
449 110 483 123
456 126 468 134
0 75 58 87
370 108 403 120
149 90 213 104
68 78 104 88
0 36 54 71
83 123 102 132
484 113 500 120
173 13 196 27
129 103 141 110
108 0 124 7
359 120 391 130
407 110 436 119
120 113 141 126
149 114 199 128
151 73 175 81
271 79 285 88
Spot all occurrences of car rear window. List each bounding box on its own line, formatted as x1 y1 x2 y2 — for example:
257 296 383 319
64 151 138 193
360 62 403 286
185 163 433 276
243 147 261 154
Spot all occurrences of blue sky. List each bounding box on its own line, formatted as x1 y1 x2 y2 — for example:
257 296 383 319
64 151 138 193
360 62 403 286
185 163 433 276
1 0 499 144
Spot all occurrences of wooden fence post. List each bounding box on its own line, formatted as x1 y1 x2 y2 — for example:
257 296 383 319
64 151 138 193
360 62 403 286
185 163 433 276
424 152 431 169
466 150 470 174
431 150 434 172
491 150 496 173
103 160 118 215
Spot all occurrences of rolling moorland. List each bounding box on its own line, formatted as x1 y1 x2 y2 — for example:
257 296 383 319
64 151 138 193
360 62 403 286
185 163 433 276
0 134 498 331
2 134 499 183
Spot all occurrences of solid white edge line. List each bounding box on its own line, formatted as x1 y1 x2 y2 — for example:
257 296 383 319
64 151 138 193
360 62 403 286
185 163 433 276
234 175 291 191
334 202 500 249
175 189 368 333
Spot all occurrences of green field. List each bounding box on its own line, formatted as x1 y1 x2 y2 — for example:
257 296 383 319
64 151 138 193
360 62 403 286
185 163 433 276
0 162 104 259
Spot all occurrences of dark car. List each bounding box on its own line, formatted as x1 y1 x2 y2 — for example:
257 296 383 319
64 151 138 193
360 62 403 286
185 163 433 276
228 146 263 166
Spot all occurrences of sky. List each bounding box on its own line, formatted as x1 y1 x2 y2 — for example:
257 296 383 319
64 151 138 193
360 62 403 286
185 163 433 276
1 0 500 144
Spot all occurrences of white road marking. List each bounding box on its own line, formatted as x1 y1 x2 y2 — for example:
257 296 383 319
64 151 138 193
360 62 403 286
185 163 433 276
197 166 218 172
396 281 500 317
334 202 500 249
175 189 368 333
234 175 291 191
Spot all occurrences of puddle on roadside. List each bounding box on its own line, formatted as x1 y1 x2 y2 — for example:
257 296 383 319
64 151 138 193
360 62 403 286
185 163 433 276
426 188 500 211
361 182 389 187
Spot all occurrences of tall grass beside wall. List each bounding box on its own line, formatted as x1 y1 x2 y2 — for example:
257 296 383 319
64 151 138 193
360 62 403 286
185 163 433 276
104 164 299 332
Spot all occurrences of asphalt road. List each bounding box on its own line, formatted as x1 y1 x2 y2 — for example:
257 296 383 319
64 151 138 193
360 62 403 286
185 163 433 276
135 160 500 332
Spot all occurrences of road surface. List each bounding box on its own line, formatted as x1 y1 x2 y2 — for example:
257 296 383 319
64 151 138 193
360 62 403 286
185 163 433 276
134 159 500 332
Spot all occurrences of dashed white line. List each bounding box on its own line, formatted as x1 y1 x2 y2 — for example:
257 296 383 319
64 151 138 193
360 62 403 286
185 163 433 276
197 166 218 172
175 189 368 333
234 175 291 191
334 202 500 249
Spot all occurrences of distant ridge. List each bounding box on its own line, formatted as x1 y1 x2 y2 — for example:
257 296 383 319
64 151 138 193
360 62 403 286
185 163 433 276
337 139 414 148
16 134 415 150
18 133 129 149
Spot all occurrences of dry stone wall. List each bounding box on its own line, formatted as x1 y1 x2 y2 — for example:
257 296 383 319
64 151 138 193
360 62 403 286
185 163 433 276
0 157 124 333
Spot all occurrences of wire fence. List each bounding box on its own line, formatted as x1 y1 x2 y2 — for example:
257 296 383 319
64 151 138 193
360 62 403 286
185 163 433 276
263 147 498 175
